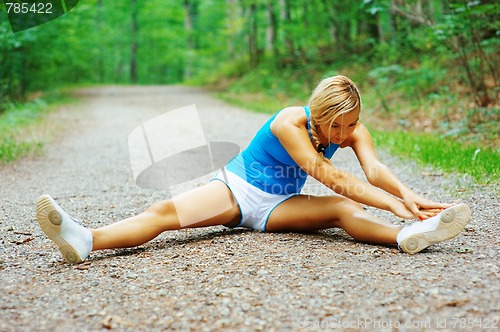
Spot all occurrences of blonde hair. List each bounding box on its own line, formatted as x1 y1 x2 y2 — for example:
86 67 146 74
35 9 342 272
308 75 361 162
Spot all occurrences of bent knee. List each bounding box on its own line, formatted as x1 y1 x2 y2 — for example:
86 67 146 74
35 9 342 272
336 196 364 213
331 197 365 226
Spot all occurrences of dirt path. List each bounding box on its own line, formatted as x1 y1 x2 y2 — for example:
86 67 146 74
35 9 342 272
0 86 498 331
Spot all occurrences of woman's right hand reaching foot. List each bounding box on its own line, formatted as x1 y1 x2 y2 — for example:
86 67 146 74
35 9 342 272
390 200 418 220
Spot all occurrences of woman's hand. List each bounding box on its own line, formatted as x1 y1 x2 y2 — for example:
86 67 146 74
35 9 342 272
402 190 454 220
390 201 417 220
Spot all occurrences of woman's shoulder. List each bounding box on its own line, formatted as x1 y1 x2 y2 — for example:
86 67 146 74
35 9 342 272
273 106 308 127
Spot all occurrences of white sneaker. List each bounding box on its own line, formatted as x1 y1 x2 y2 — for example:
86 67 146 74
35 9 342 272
36 195 93 263
397 203 471 254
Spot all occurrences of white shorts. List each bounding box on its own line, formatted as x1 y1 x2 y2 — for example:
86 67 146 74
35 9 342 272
211 169 297 231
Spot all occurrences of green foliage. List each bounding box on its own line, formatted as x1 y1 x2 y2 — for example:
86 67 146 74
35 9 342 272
0 91 74 162
0 102 44 162
432 1 499 107
367 59 449 110
213 61 335 113
1 0 497 105
0 18 36 105
0 0 497 175
0 137 42 162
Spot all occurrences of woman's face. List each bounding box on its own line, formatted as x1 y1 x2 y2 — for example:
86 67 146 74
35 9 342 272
319 108 360 145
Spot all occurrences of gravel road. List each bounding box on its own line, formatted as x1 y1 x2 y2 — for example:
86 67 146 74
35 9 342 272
0 86 498 332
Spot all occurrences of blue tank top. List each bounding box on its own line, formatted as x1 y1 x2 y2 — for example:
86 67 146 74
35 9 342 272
226 106 339 195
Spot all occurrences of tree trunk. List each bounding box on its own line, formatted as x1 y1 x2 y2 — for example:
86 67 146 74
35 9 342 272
266 1 278 58
226 0 239 59
390 0 400 50
320 0 336 48
280 0 294 57
97 0 104 82
130 0 138 84
183 0 195 79
377 12 385 43
248 2 259 68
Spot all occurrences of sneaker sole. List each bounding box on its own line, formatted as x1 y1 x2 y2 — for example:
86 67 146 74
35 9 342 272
36 195 83 264
399 203 471 254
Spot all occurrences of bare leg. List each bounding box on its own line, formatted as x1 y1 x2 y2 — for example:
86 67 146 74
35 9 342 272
266 194 402 244
91 180 241 250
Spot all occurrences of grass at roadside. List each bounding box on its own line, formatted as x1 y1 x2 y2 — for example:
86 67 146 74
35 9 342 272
371 130 499 184
0 91 76 163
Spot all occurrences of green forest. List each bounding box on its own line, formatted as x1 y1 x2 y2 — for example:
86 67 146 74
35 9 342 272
0 0 498 182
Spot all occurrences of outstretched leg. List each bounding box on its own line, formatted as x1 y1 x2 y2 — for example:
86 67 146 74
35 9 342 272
91 181 240 250
267 194 471 253
266 194 401 244
36 180 241 263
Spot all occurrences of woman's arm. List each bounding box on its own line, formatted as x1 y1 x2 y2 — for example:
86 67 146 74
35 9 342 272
349 123 453 219
272 110 415 219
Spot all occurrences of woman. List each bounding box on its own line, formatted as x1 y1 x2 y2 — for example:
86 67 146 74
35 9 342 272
36 75 471 264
